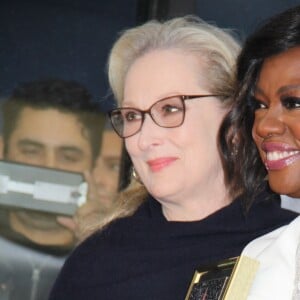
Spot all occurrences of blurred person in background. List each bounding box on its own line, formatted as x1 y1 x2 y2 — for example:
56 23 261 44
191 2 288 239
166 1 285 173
91 123 123 209
80 122 123 239
0 78 108 300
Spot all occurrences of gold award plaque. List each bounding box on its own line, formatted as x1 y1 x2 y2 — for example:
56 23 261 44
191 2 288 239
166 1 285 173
185 256 259 300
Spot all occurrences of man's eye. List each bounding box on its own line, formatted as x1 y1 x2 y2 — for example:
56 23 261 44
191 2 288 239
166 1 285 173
125 111 141 121
59 150 82 163
20 147 40 156
105 161 120 173
282 96 300 109
62 155 79 162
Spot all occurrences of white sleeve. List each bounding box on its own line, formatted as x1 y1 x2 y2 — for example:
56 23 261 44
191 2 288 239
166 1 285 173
242 216 300 300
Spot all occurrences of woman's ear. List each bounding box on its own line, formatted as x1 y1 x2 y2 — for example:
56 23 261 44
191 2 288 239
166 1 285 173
0 136 4 159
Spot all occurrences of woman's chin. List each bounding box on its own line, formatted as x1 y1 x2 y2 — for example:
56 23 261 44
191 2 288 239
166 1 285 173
269 181 300 199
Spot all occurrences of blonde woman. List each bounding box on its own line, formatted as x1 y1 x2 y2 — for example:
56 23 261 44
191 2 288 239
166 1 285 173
49 16 297 300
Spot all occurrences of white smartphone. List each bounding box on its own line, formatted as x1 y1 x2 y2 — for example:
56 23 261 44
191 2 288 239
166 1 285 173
0 160 87 215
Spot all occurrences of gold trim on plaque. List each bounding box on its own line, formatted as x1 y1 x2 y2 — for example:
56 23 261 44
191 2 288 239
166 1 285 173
185 256 259 300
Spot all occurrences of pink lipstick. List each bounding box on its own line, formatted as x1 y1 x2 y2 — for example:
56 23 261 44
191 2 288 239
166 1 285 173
147 157 178 172
261 142 300 170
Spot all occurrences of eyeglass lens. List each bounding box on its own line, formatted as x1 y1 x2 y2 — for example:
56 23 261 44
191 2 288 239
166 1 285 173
110 96 185 138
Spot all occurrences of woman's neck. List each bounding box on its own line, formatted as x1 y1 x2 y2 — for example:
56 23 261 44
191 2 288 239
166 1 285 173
160 182 232 222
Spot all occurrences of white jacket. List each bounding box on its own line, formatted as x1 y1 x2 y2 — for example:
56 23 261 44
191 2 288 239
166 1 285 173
242 216 300 300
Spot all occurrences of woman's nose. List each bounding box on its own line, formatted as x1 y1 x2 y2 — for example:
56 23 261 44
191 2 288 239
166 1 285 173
137 114 163 150
253 107 286 138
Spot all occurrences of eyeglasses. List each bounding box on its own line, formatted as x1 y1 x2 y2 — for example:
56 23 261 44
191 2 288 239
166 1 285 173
108 94 222 138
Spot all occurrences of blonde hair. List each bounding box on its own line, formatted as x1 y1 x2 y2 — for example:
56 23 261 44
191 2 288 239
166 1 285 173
109 15 240 104
80 15 241 238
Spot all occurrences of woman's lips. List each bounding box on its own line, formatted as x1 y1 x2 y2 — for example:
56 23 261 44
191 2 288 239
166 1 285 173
261 142 300 170
147 157 178 172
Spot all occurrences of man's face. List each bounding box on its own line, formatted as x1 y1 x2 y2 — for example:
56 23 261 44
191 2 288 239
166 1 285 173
6 107 93 172
92 130 122 208
4 107 94 247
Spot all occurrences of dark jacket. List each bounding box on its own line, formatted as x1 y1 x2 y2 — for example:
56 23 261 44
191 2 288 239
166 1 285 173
49 193 298 300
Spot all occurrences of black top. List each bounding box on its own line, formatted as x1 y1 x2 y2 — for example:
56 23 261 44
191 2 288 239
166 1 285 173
0 208 69 300
0 208 70 256
49 193 298 300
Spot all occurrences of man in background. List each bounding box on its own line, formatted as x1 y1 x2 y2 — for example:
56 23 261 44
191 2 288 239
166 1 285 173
92 124 123 209
78 124 123 239
0 78 112 299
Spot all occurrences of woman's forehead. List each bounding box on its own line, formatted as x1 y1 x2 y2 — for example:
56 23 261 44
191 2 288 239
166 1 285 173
123 49 209 107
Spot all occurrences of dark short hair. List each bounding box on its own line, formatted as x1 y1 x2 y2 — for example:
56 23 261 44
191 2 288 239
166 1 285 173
2 78 106 163
219 5 300 209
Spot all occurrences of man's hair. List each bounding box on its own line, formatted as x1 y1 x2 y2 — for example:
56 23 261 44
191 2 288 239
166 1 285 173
2 78 106 163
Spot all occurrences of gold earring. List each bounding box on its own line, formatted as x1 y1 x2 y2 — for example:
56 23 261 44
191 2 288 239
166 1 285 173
132 167 143 184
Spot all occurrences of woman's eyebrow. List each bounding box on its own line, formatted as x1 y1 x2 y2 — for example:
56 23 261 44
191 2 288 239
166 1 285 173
253 86 264 96
278 84 300 94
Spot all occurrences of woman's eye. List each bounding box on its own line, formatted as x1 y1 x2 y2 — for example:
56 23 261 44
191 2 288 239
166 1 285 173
125 111 141 121
162 105 181 114
251 97 267 110
282 96 300 109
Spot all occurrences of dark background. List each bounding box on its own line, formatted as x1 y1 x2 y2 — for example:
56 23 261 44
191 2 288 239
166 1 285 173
1 0 299 190
1 0 299 112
